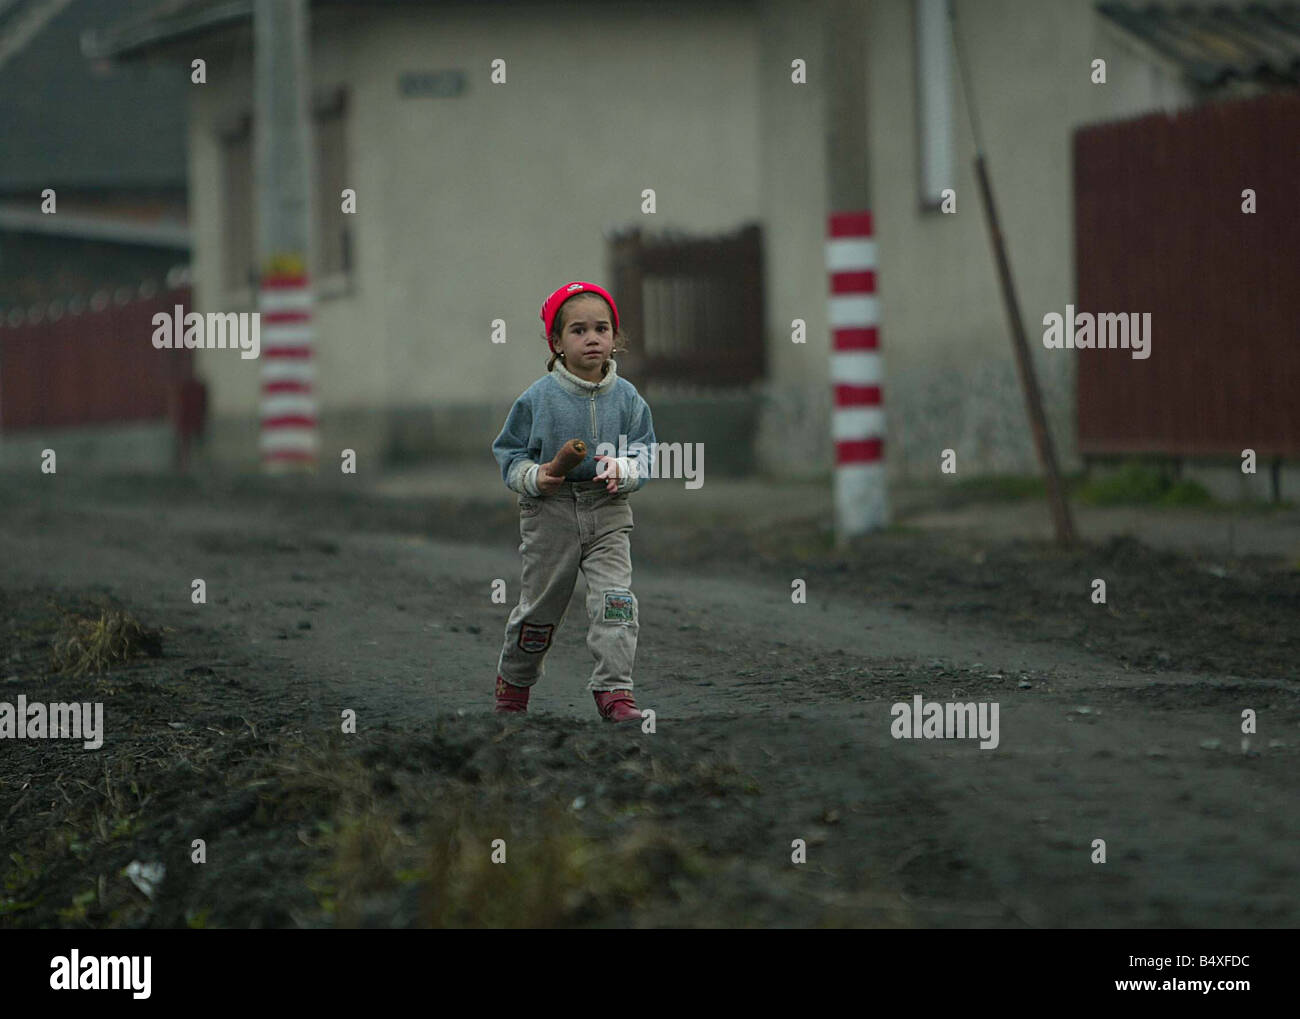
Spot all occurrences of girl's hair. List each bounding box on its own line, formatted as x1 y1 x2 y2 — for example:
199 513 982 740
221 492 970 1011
544 293 629 373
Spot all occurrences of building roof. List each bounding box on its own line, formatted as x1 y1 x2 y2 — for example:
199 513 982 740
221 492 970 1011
0 202 190 247
0 0 187 191
81 0 251 60
82 0 435 60
1097 2 1300 88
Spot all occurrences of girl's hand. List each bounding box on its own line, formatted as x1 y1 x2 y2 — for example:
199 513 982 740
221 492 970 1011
536 466 565 495
593 454 621 493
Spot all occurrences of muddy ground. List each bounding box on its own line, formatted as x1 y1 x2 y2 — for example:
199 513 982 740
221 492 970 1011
1 470 1297 928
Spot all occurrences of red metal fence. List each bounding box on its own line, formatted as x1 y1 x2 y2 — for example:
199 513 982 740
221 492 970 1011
1074 93 1300 458
0 288 194 431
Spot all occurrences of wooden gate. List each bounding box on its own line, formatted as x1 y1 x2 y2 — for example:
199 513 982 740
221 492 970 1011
609 223 765 389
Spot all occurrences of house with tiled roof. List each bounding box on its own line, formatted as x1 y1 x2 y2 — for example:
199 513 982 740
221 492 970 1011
8 0 1297 493
0 0 190 308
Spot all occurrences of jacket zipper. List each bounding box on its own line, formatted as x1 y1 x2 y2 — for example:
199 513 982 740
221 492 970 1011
589 390 597 447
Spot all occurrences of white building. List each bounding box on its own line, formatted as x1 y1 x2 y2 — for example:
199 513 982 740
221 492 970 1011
87 0 1277 482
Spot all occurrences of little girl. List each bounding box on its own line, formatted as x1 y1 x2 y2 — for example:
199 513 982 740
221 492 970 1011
490 281 656 722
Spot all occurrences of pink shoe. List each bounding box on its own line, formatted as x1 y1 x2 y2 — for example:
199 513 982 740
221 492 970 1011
593 689 642 723
494 675 530 714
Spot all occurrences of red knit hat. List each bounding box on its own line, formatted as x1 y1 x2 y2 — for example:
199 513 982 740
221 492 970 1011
540 281 620 352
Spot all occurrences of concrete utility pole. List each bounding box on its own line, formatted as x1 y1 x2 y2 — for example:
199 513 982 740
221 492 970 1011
254 0 318 472
823 0 887 546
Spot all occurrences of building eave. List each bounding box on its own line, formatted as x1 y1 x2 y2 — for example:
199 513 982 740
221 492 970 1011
80 0 252 62
0 204 191 249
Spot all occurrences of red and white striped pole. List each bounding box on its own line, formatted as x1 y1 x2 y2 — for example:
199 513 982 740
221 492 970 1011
259 259 317 471
827 210 887 539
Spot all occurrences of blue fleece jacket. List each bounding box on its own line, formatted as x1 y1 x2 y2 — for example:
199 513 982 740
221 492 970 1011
492 358 656 495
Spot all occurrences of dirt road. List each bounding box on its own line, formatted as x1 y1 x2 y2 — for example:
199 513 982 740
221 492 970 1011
1 471 1296 927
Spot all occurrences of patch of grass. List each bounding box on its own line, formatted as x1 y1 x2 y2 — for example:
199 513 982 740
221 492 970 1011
781 530 836 558
56 886 97 926
1160 479 1215 506
0 897 42 917
282 742 718 928
1077 463 1213 507
2 853 46 918
951 475 1052 501
418 800 658 928
0 752 164 929
50 609 163 676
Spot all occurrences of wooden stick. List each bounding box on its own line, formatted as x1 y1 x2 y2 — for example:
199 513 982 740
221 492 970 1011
543 439 587 478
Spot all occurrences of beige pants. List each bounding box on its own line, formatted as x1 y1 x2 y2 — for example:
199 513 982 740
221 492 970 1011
496 480 639 692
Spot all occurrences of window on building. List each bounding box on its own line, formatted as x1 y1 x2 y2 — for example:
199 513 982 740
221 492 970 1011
218 87 352 295
314 89 350 280
219 113 255 293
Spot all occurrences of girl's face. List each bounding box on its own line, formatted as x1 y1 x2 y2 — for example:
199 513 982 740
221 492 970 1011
556 295 614 380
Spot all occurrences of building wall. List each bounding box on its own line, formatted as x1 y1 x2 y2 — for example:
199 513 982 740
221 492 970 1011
187 15 386 470
754 0 832 480
188 1 764 470
184 0 1195 480
853 0 1192 482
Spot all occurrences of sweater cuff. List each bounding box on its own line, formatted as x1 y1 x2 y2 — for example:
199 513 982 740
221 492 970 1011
523 463 542 496
613 456 639 492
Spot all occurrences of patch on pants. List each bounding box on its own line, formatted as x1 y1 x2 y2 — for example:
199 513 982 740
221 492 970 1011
602 591 635 623
518 621 554 653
